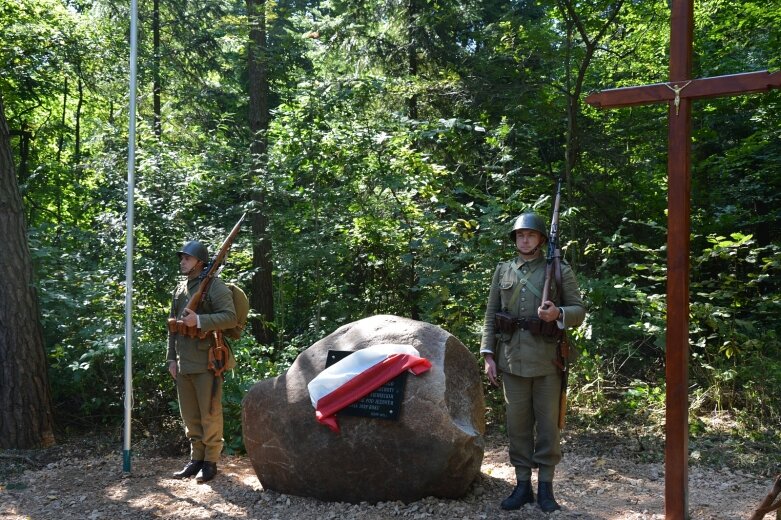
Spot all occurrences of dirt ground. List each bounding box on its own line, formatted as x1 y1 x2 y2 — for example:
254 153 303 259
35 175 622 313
1 426 776 520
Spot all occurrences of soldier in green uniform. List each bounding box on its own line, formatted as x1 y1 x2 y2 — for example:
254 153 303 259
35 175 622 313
480 213 586 512
167 240 237 483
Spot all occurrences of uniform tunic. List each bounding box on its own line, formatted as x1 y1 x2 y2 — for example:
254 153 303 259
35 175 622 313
167 276 237 462
480 255 585 481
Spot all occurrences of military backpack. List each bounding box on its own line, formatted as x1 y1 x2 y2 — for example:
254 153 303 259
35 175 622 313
223 283 249 340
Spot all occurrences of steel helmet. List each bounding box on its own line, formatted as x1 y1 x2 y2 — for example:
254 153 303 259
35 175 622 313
508 212 548 242
177 240 209 264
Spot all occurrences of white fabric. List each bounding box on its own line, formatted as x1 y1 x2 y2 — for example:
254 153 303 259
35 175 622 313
307 343 419 408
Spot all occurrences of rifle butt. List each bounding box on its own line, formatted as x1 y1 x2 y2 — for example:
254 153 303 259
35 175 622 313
558 387 568 430
209 375 220 415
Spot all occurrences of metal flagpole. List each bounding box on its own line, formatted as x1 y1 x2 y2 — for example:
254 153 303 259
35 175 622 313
123 0 139 473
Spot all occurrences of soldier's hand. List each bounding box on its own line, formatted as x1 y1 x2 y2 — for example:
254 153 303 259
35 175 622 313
538 300 561 323
484 355 499 387
168 361 177 380
181 308 198 327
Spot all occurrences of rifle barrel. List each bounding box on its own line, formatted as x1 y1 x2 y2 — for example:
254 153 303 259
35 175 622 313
542 177 564 303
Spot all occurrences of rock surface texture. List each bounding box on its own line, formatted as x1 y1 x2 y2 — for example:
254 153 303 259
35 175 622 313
242 314 485 504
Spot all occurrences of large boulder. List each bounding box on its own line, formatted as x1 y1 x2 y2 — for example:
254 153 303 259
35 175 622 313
242 314 485 504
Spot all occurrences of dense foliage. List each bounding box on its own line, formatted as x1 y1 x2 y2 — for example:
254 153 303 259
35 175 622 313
2 0 779 454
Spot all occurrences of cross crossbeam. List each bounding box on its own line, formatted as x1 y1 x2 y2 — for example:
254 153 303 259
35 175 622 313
585 70 781 108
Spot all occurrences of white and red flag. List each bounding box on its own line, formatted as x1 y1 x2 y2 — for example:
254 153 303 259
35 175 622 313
307 343 432 432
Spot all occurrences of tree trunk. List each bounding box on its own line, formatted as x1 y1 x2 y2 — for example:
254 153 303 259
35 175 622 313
75 76 83 163
9 129 31 183
406 0 419 119
557 0 625 263
0 95 56 449
246 0 274 344
153 0 162 140
558 0 626 176
57 77 68 164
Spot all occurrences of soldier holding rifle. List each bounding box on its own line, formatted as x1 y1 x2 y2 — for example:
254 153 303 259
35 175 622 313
480 198 585 512
166 222 242 483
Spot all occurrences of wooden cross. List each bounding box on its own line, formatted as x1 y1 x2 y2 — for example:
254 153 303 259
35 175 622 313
584 1 781 518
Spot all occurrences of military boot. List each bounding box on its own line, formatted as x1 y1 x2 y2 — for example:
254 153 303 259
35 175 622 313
500 480 534 510
537 481 561 513
196 461 218 483
172 460 203 479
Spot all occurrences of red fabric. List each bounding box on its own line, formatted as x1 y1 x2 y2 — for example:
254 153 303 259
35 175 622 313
314 353 432 433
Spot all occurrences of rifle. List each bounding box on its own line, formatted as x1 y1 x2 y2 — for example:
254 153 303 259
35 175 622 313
208 330 229 414
167 213 246 339
541 175 563 305
540 176 570 430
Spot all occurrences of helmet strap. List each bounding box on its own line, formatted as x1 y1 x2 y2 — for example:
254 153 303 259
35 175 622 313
532 239 547 255
517 238 546 258
185 261 204 279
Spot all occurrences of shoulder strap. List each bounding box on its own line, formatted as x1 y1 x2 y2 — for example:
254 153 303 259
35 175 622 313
504 261 540 309
508 261 542 301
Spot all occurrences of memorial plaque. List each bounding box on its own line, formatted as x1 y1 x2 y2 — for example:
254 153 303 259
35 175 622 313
325 350 407 420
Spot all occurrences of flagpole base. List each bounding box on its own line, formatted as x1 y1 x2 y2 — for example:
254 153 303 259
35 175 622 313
123 450 132 472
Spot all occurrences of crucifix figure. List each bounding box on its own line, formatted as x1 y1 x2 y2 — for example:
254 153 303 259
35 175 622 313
585 1 781 518
665 80 691 115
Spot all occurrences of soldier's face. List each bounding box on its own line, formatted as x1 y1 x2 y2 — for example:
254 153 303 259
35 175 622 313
179 253 200 275
515 230 543 255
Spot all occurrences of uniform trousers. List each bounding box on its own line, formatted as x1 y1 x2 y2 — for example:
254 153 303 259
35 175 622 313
502 371 562 482
176 371 223 462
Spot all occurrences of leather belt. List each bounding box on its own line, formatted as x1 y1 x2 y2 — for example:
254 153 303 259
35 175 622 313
515 318 532 330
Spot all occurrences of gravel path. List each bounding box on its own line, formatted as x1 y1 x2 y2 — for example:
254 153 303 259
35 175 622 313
0 432 772 519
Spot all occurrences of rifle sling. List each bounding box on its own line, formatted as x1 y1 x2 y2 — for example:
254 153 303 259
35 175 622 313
553 249 563 294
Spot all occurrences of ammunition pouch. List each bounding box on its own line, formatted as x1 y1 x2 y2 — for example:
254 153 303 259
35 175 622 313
528 318 560 338
494 311 519 334
166 317 205 339
494 311 560 338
